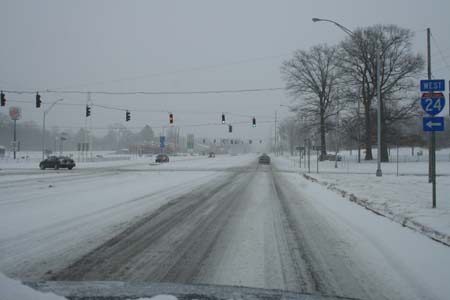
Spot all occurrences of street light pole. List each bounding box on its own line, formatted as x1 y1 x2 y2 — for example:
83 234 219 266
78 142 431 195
42 98 64 160
312 17 382 176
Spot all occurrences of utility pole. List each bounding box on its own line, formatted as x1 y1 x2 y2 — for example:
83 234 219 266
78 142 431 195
375 52 382 177
274 111 278 156
427 28 432 183
427 27 436 208
335 97 339 168
357 89 361 163
307 138 311 173
84 92 91 161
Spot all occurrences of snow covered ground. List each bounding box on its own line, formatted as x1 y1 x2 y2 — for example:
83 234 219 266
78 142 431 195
0 154 256 280
1 152 450 300
275 152 450 245
277 171 450 300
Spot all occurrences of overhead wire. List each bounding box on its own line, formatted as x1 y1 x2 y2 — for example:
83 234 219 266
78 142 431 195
430 32 450 75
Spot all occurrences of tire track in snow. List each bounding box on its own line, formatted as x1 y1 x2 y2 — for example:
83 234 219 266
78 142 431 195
49 170 251 282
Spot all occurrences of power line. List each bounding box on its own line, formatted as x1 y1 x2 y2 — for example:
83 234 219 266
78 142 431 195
3 98 275 119
49 53 289 90
431 32 450 75
2 119 275 131
1 87 285 96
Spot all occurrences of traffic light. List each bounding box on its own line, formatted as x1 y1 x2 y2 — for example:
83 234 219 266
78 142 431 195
126 110 130 122
86 105 91 117
169 113 174 124
36 92 42 108
228 124 232 133
203 139 206 144
252 117 256 128
1 91 5 106
221 113 225 124
249 140 252 144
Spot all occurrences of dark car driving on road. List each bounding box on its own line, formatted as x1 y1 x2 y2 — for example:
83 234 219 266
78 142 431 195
155 154 169 163
39 156 75 170
258 153 271 164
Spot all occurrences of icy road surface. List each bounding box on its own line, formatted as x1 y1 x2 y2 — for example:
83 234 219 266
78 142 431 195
1 154 450 300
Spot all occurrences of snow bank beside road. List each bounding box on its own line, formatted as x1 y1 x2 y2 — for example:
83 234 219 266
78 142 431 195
274 155 450 246
302 172 450 247
0 272 66 300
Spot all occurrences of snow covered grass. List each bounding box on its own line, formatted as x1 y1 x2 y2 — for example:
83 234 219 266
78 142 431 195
276 172 450 300
274 154 450 246
276 149 450 176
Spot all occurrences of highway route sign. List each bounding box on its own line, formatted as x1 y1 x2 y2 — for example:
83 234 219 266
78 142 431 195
421 92 445 115
423 117 444 132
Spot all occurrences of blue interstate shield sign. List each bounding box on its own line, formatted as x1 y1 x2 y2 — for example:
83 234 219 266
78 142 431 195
420 94 445 116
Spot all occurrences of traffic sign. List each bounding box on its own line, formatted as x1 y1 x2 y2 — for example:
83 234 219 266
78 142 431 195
421 93 445 115
420 79 445 92
312 145 321 151
9 106 22 120
296 146 305 151
423 117 444 132
160 136 165 148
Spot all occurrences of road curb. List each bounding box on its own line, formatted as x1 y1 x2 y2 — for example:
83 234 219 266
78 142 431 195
303 173 450 248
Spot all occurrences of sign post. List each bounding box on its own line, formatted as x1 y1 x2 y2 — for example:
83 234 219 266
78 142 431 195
312 145 321 174
420 79 446 208
296 146 305 168
160 136 166 153
9 107 22 160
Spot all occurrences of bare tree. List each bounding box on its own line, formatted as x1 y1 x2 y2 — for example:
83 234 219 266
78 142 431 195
281 44 341 155
339 24 424 161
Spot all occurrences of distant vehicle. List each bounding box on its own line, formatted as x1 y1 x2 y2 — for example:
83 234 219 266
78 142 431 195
39 156 75 170
258 153 271 164
155 154 169 163
208 152 215 158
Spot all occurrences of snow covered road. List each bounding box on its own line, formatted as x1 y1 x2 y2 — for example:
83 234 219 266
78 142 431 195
1 154 450 300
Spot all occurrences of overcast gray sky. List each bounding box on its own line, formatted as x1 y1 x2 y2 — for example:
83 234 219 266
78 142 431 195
1 0 450 141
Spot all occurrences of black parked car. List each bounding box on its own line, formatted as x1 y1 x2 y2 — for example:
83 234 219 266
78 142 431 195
155 154 169 163
258 153 271 164
39 156 75 170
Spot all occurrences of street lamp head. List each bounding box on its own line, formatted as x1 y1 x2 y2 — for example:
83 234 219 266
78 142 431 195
312 18 322 23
